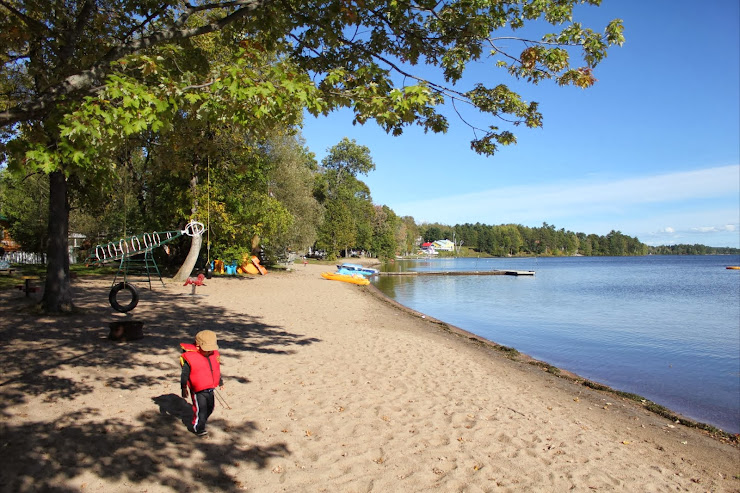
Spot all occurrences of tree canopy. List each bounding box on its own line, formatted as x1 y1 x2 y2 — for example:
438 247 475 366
0 0 624 311
1 0 625 160
315 138 375 258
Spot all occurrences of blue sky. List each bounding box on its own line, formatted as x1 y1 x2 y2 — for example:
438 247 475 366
300 0 740 248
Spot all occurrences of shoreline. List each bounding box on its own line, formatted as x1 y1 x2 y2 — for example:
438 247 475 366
368 256 740 437
1 262 738 491
363 281 736 440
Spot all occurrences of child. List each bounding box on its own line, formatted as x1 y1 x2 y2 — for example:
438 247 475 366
180 330 223 436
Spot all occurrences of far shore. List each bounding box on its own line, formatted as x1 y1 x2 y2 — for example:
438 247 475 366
1 258 738 492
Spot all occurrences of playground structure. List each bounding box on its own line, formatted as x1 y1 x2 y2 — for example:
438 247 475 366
184 273 207 295
86 221 205 312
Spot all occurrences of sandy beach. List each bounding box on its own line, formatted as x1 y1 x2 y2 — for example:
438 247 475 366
1 261 738 492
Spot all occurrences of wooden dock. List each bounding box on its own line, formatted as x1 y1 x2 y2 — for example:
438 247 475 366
379 270 534 277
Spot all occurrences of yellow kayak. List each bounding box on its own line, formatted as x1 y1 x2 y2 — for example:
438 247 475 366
726 266 740 270
321 271 370 285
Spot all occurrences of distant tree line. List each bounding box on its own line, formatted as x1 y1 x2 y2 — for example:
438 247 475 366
422 222 648 257
647 244 740 255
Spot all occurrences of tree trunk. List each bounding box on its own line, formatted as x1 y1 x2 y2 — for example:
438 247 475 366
172 168 204 282
41 171 73 312
172 231 203 282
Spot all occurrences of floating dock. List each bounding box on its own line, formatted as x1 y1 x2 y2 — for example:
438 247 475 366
379 270 534 277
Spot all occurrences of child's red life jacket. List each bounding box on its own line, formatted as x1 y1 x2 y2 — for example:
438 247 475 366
180 343 221 392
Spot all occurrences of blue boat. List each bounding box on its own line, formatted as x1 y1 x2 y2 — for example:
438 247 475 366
336 263 380 276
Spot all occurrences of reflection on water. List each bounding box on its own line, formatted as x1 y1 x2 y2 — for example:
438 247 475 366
375 255 740 433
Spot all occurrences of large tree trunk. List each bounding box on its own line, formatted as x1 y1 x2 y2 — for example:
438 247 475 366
172 233 202 282
41 171 73 312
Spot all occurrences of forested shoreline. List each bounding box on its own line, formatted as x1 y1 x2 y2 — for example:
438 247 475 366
415 222 739 258
646 244 739 256
423 222 645 257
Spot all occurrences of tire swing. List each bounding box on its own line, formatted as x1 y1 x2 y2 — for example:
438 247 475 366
109 282 140 312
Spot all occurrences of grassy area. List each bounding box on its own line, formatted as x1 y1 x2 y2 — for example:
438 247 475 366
0 263 118 291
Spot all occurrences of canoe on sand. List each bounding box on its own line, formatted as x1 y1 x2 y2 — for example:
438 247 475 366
321 271 370 285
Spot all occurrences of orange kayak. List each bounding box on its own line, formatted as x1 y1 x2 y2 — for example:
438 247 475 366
321 272 370 285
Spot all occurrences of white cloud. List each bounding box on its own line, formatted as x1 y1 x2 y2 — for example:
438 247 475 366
681 224 738 234
396 165 740 223
392 165 740 247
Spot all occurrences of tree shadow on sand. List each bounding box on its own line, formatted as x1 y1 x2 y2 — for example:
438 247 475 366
2 406 290 492
1 279 320 403
0 275 319 489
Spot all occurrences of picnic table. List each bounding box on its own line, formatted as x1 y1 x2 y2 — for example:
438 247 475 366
17 275 40 297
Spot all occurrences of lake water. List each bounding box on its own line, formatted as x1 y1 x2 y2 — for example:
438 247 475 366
374 255 740 434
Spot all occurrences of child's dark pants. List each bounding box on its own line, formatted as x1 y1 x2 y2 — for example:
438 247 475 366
191 388 215 433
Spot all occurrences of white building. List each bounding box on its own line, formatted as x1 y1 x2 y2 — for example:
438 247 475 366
433 239 455 252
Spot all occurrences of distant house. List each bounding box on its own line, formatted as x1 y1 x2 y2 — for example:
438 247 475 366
433 239 455 252
420 242 437 255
